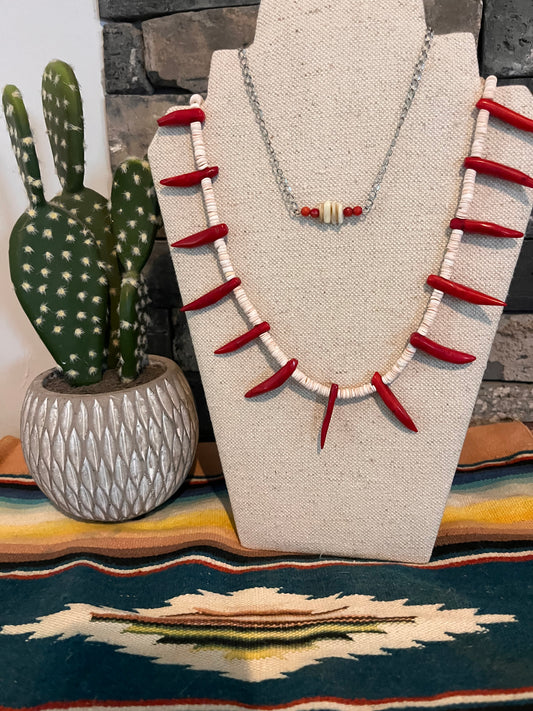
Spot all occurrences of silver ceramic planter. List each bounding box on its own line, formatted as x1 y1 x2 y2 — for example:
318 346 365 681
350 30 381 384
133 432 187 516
20 355 199 522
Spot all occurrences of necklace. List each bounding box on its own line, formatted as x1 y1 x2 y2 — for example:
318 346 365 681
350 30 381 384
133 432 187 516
157 69 533 449
238 28 434 223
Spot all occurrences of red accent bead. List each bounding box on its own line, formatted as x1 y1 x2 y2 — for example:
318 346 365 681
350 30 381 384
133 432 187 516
464 157 533 189
172 223 228 249
310 208 320 219
320 383 339 450
371 372 418 433
180 277 241 312
477 98 533 134
450 218 523 239
160 166 218 188
343 207 353 218
427 274 506 307
410 332 476 365
353 206 363 216
301 207 311 217
245 359 298 398
215 322 271 355
157 107 205 127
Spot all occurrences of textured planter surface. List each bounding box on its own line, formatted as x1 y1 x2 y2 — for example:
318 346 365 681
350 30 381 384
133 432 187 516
21 355 199 522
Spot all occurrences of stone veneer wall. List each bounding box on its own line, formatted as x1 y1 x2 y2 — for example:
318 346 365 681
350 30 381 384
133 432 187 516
100 0 533 438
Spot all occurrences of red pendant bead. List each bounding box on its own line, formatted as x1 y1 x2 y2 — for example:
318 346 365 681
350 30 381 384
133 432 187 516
427 274 506 307
310 208 320 219
172 223 229 249
464 157 533 189
343 207 353 218
160 166 219 188
353 206 363 216
410 332 476 364
371 372 418 432
157 107 206 127
245 358 298 398
215 322 271 354
450 218 523 239
320 383 339 450
477 98 533 133
180 277 241 312
301 207 311 217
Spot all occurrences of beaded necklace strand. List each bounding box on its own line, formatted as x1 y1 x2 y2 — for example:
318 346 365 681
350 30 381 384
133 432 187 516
237 28 434 223
156 74 533 449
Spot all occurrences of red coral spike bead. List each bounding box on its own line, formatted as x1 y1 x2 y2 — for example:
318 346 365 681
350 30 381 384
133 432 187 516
180 277 241 312
450 218 523 239
157 107 206 127
410 332 476 365
371 372 418 432
215 322 271 354
161 166 219 188
464 157 533 189
245 359 298 398
427 274 506 306
477 98 533 133
172 224 229 249
320 383 339 450
301 207 311 217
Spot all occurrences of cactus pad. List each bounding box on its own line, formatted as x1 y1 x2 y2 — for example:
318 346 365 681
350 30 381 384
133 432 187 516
2 85 45 207
9 207 108 384
43 60 121 368
118 272 151 382
52 188 121 368
112 158 159 381
42 60 84 193
111 158 159 274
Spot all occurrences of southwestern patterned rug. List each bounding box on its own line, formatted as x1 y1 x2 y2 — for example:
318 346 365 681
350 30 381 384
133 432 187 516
0 421 532 710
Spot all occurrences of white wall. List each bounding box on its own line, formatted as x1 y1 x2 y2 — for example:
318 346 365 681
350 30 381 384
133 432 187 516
0 0 110 436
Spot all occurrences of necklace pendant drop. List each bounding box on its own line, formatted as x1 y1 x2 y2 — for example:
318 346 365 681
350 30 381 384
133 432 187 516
319 201 344 225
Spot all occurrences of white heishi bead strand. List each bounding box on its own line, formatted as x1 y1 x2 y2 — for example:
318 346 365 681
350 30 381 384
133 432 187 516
185 79 497 401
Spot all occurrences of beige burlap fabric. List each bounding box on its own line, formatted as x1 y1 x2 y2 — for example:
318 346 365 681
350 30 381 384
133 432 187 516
149 0 533 563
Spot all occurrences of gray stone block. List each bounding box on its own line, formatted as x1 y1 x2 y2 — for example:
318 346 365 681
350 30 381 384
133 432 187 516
499 77 533 92
423 0 483 38
506 237 533 312
145 306 173 359
481 0 533 77
103 22 153 94
471 381 533 424
184 370 214 441
485 314 533 382
143 239 181 308
99 0 259 21
142 6 258 93
172 308 199 372
105 93 190 169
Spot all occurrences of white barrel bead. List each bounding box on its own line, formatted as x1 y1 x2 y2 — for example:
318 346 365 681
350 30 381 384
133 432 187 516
319 201 344 225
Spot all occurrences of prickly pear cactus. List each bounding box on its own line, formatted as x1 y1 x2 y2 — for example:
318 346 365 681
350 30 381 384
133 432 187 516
111 158 159 382
42 60 121 368
3 84 107 385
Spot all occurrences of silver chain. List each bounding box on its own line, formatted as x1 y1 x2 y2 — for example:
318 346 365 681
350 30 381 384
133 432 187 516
238 27 434 218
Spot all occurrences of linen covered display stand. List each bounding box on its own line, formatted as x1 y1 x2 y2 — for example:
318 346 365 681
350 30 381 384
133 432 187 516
149 0 533 563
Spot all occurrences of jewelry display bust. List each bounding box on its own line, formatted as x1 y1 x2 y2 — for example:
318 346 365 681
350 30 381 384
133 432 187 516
149 0 533 563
